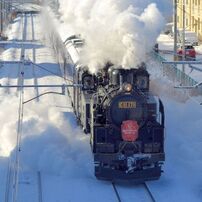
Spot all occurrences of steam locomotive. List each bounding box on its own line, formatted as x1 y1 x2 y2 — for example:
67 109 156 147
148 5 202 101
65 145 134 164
62 35 165 181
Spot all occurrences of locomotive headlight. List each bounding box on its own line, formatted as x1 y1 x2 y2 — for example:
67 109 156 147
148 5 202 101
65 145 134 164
124 83 132 92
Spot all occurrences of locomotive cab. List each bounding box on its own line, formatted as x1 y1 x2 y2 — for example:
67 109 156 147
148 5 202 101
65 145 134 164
108 65 150 93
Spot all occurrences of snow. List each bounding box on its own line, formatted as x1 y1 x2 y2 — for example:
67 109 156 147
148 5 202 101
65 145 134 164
157 34 174 51
12 3 41 13
42 176 117 202
147 98 202 202
147 59 202 201
0 2 201 202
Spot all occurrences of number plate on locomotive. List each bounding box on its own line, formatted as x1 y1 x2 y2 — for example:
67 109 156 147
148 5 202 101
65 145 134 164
118 101 136 108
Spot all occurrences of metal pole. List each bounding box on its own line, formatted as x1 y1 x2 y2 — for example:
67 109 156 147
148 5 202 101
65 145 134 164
162 61 202 65
0 0 3 34
182 0 185 72
0 84 83 88
174 0 178 61
3 0 5 31
4 0 7 25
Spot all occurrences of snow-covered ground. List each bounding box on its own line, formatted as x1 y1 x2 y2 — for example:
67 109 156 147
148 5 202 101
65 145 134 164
147 63 202 201
0 2 201 202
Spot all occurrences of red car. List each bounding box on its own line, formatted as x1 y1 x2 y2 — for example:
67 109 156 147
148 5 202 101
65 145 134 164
177 45 196 60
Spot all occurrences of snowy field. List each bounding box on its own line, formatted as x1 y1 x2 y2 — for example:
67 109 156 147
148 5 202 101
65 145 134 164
0 1 201 202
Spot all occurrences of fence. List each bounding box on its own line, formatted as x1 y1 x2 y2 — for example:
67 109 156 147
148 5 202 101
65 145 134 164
151 51 198 86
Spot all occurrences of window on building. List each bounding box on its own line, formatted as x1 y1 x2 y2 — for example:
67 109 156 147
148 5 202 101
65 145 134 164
186 0 188 4
195 0 197 5
177 16 179 23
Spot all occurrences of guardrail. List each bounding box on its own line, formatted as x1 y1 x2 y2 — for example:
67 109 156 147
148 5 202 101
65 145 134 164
151 51 198 86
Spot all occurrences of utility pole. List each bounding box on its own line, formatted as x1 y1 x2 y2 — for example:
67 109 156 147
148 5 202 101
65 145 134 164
174 0 178 61
0 0 3 34
0 0 11 36
0 0 8 35
4 0 7 25
182 0 186 73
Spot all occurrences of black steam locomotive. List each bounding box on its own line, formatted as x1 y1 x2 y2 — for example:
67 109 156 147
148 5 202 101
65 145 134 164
63 35 165 181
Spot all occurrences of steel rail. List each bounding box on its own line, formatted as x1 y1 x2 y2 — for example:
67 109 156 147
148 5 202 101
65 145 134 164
111 182 156 202
112 183 122 202
37 171 43 202
143 183 156 202
11 64 25 202
4 158 12 202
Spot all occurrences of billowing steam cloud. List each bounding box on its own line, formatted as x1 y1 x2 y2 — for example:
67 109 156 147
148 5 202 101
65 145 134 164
0 94 92 177
58 0 167 73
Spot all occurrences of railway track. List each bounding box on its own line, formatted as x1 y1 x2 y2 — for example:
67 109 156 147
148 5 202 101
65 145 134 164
112 182 156 202
112 183 122 202
4 13 37 202
4 159 12 202
143 183 156 202
37 171 43 202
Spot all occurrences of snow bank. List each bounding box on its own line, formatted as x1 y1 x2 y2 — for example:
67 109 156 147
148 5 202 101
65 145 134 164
0 93 92 178
18 107 93 178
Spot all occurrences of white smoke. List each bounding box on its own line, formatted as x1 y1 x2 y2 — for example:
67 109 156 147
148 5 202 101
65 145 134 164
18 107 93 178
58 0 167 73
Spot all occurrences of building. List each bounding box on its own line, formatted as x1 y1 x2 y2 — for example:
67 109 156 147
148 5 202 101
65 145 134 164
177 0 202 40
